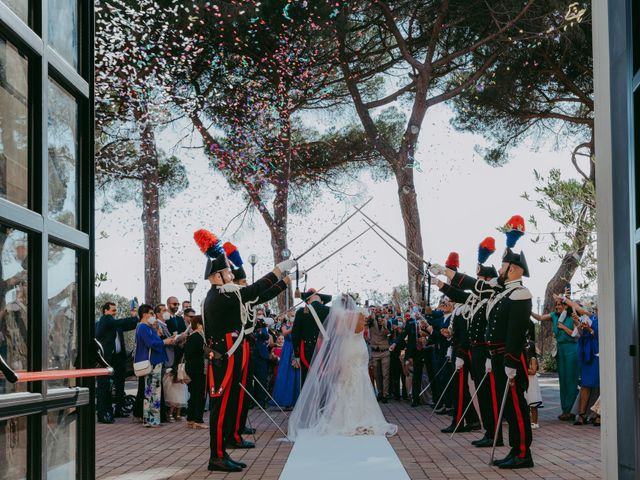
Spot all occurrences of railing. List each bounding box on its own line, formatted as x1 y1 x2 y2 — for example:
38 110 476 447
0 339 113 383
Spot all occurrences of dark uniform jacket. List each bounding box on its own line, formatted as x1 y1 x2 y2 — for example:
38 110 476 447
449 272 532 369
204 272 279 351
95 314 138 362
291 301 331 358
167 315 186 335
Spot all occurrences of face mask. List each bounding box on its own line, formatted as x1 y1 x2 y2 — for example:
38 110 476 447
162 311 171 321
148 316 157 325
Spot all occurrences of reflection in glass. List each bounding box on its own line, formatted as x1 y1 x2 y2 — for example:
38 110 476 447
1 1 28 24
0 415 27 480
47 244 76 388
0 226 28 396
46 408 76 480
0 39 29 208
48 80 77 228
47 0 77 69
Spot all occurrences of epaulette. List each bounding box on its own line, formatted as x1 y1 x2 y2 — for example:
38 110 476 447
509 287 532 301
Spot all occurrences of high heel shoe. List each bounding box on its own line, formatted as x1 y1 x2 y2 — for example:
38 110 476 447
573 413 586 425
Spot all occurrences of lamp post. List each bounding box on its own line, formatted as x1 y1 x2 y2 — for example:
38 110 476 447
184 281 197 305
248 254 258 283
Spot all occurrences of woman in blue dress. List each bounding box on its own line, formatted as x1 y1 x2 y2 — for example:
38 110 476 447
271 318 300 409
574 308 599 425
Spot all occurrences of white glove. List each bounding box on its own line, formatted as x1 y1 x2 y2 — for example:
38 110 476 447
455 357 464 371
277 259 297 272
505 366 517 379
485 358 492 373
446 346 452 361
429 263 446 277
287 269 306 282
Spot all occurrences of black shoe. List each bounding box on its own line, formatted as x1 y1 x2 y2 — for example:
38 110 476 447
471 435 490 446
474 438 503 448
440 424 455 434
241 426 256 435
492 453 515 466
227 440 255 449
382 397 388 404
208 458 243 472
113 410 130 418
97 415 114 424
224 453 247 468
498 455 534 469
466 422 481 431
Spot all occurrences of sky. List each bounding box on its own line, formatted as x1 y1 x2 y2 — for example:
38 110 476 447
95 102 587 312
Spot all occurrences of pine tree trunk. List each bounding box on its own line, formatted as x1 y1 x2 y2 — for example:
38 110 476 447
393 165 425 304
135 100 162 306
271 183 290 313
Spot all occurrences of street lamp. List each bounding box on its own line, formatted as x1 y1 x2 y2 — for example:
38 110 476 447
184 281 197 305
248 254 258 283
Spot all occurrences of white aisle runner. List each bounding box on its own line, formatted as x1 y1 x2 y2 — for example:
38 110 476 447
280 434 410 480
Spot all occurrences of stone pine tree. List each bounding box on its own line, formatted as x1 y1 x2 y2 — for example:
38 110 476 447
448 1 593 350
172 1 398 308
329 0 575 303
95 0 194 305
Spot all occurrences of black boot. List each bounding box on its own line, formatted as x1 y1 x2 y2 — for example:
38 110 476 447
208 458 243 472
227 439 256 449
498 455 534 469
492 452 515 466
241 426 256 435
224 453 247 468
474 437 503 448
440 424 456 434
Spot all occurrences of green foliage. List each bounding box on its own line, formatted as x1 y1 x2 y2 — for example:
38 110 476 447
94 292 133 321
450 1 593 165
539 352 557 373
526 168 597 289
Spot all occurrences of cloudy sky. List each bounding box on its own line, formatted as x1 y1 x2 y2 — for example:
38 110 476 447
95 102 585 312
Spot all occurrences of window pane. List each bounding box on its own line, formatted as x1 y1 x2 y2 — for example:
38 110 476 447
47 80 77 228
47 244 76 388
0 415 27 479
47 0 78 69
0 39 29 208
0 226 28 396
46 408 76 480
1 1 28 24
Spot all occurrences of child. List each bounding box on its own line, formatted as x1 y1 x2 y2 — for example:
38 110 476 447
524 320 543 429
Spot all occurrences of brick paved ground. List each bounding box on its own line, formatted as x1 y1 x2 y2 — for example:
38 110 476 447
96 375 601 480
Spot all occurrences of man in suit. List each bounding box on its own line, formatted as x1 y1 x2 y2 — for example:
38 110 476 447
95 302 138 423
166 296 187 334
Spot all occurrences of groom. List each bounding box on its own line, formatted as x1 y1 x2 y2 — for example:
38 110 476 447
291 289 332 387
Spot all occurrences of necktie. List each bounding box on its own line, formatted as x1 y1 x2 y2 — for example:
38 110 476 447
115 331 121 354
416 323 422 350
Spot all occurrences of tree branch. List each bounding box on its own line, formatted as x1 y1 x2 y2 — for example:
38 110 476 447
373 0 424 71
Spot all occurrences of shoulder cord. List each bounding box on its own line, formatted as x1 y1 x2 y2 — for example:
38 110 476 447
485 284 523 320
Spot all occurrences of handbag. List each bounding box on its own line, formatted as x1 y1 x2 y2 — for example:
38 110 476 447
177 362 191 384
134 348 152 377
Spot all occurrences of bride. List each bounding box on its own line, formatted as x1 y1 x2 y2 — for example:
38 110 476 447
288 294 397 439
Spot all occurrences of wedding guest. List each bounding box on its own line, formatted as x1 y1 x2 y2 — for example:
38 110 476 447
524 321 543 429
531 297 580 421
134 304 175 427
184 314 207 429
271 317 300 409
573 307 599 425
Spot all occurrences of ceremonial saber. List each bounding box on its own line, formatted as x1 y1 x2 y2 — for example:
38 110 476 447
357 211 430 268
239 383 292 442
362 219 423 275
295 197 372 261
429 367 458 419
418 360 449 398
305 226 373 274
489 379 512 466
450 371 488 438
252 375 289 419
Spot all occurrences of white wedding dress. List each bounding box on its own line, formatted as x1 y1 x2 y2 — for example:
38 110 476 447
288 294 397 439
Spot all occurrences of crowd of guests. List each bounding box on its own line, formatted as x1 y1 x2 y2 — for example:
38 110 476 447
95 288 600 431
94 297 301 428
